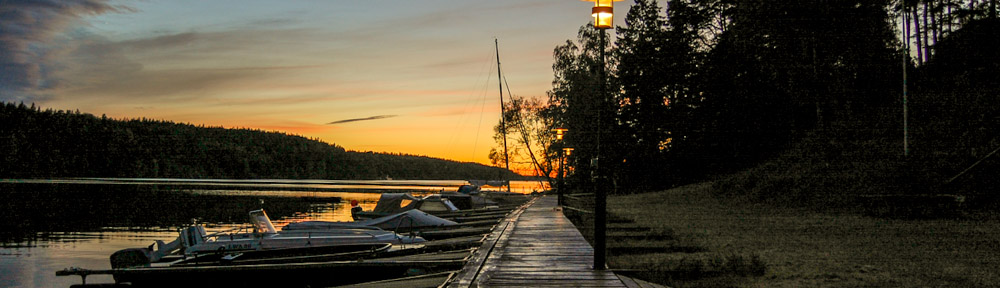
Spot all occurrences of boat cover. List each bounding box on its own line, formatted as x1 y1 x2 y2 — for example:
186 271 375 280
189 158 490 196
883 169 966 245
458 184 481 194
368 193 460 214
283 210 457 231
417 195 460 212
371 193 421 214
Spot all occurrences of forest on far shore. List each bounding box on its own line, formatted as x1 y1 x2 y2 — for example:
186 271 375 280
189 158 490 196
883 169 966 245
0 102 523 181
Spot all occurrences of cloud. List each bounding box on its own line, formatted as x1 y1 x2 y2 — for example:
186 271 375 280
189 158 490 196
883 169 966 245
327 115 398 125
0 0 125 102
41 27 333 105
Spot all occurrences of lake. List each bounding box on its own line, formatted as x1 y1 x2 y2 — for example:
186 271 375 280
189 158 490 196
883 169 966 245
0 179 548 288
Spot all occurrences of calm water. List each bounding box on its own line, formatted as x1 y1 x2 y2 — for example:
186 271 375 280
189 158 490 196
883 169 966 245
0 179 547 288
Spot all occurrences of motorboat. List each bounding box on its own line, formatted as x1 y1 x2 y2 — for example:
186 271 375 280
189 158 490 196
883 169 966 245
285 209 457 231
111 209 424 269
352 193 460 220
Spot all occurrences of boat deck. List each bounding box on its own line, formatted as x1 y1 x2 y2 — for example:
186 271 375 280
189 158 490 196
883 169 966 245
448 195 630 288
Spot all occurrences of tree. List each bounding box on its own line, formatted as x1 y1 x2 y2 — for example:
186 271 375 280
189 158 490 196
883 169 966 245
490 95 556 180
696 0 899 163
612 0 707 191
542 24 616 187
615 0 670 191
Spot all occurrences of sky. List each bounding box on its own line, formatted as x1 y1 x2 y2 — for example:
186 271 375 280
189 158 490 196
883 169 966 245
1 0 634 167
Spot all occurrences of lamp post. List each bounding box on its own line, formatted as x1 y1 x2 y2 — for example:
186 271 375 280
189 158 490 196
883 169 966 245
562 147 573 205
553 128 569 205
581 0 619 271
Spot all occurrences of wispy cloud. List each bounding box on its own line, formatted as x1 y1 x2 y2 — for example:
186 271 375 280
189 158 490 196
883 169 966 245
0 0 126 102
49 29 330 103
327 115 398 125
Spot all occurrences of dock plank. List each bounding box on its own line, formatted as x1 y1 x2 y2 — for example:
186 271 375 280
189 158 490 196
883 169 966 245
448 195 627 288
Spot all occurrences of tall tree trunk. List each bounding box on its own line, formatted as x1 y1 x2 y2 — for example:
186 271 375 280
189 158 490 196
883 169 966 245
923 1 932 61
914 6 924 64
931 1 939 55
948 3 955 33
969 0 976 23
992 0 997 19
905 6 912 55
931 0 944 45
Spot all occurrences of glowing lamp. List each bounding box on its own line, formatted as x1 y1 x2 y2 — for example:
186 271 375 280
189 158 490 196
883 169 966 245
553 128 568 140
582 0 621 29
563 148 574 156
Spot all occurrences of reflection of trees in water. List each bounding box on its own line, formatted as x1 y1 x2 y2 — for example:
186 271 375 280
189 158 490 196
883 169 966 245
0 184 339 242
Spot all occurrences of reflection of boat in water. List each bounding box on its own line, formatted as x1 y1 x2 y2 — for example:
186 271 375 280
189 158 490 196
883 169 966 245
109 209 424 269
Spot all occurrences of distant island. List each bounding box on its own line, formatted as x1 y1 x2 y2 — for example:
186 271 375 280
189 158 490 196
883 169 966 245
0 102 525 180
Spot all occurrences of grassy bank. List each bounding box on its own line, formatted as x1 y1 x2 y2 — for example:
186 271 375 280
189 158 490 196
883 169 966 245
594 182 1000 287
568 105 1000 286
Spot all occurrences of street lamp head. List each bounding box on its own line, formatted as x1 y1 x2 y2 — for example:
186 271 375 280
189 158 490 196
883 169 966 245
581 0 621 29
553 128 568 140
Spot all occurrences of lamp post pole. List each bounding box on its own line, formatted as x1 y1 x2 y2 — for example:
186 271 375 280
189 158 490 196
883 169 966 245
558 146 565 206
594 26 608 271
583 0 617 271
554 128 568 206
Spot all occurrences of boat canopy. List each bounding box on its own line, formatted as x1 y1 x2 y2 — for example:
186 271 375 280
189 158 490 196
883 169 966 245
371 193 459 214
249 209 277 234
372 193 421 213
418 195 460 212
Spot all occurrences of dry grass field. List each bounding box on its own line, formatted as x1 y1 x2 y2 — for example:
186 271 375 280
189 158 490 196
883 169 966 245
601 182 1000 287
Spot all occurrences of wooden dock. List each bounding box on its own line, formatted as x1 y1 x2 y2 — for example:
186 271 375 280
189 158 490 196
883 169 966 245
448 195 629 288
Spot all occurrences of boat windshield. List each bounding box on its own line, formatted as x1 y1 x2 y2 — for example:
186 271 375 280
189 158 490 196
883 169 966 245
248 209 277 234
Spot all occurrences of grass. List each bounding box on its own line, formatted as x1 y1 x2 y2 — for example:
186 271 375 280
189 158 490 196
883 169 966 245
604 182 1000 287
562 92 1000 286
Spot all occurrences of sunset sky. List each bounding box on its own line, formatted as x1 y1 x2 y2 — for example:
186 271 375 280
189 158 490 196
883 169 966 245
1 0 632 166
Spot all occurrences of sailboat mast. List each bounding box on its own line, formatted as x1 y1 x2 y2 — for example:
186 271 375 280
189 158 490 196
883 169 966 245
496 40 510 172
496 39 511 193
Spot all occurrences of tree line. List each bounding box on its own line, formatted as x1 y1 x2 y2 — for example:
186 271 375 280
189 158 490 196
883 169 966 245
0 102 522 180
497 0 998 194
